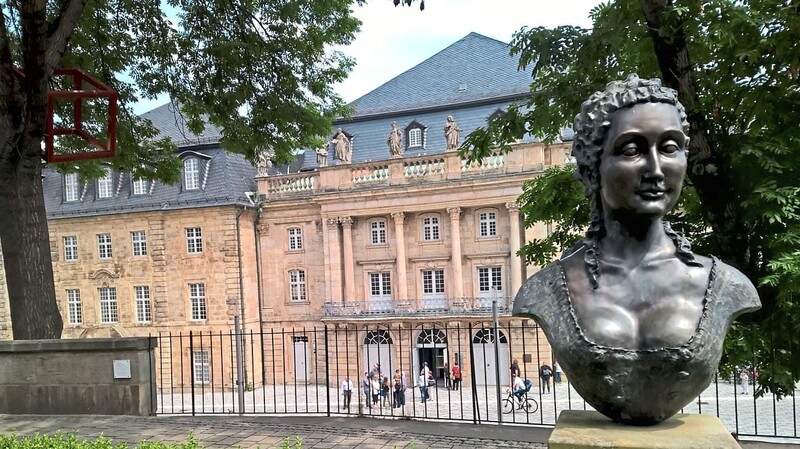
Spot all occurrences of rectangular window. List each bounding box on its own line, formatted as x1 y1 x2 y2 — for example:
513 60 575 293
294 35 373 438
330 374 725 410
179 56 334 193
422 216 440 241
289 269 307 302
131 231 147 257
97 233 112 259
193 350 210 384
132 178 148 195
186 227 203 253
422 269 445 294
99 286 118 323
66 289 82 324
65 173 80 202
369 272 392 297
288 228 303 250
370 220 386 245
97 171 113 199
478 267 503 293
189 283 207 320
64 236 78 261
135 286 151 323
408 128 422 147
479 211 497 237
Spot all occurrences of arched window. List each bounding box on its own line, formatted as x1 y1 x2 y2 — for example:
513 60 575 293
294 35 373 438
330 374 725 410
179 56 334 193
472 328 508 344
417 328 447 345
364 330 393 345
184 158 200 190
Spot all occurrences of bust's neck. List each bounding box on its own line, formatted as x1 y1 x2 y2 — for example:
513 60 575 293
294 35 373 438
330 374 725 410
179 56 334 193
599 215 674 266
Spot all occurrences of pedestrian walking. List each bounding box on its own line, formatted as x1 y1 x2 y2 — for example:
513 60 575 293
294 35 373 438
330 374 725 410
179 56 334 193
539 363 552 394
554 361 563 384
451 362 462 391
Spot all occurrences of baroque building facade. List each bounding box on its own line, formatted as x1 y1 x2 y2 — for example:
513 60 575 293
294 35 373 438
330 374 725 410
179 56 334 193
0 33 567 389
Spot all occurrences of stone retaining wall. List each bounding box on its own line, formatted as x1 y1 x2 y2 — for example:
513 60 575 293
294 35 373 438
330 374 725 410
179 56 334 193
0 337 157 415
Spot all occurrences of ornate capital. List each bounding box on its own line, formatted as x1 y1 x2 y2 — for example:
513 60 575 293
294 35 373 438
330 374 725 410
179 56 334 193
447 206 462 220
326 217 339 228
339 216 354 228
391 211 405 224
257 220 270 235
505 202 521 214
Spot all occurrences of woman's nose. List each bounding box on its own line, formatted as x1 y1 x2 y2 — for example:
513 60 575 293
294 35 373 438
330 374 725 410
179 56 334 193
643 146 665 181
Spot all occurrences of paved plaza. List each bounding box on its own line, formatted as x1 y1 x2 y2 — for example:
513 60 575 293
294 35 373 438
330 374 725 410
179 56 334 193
158 379 800 439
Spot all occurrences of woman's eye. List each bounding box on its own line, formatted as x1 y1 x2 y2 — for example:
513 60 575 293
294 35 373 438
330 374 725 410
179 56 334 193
620 144 639 156
661 141 680 154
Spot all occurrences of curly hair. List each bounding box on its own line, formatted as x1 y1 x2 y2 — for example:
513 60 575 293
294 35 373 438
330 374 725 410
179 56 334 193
571 74 700 288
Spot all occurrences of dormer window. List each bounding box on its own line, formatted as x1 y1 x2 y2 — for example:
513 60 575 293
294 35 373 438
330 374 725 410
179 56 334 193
406 121 426 149
184 158 200 190
97 170 113 199
132 177 148 195
64 173 79 202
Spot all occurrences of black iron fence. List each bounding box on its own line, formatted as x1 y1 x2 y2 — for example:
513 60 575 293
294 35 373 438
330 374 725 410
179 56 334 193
154 321 800 440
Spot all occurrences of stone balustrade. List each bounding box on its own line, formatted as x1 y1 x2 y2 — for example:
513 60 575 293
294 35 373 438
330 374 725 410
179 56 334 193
323 296 513 318
257 142 568 200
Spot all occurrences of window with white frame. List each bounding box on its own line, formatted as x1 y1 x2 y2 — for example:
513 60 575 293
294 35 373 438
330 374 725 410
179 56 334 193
64 236 78 261
193 350 210 384
131 231 147 257
289 269 307 302
478 267 503 294
408 128 422 147
422 215 440 242
132 177 148 195
97 233 112 259
97 171 113 199
99 286 118 323
422 269 445 297
65 173 80 202
184 158 200 190
135 285 151 323
370 219 387 245
288 227 303 251
369 272 392 298
478 210 498 238
66 289 82 324
186 227 203 253
189 283 207 320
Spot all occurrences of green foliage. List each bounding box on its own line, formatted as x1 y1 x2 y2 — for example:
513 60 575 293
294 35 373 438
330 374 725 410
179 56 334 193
462 0 800 397
4 0 362 180
280 436 302 449
0 432 202 449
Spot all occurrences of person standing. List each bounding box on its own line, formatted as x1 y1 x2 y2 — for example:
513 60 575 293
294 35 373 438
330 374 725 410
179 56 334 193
341 376 353 411
443 362 451 389
371 374 381 407
554 361 563 384
539 363 552 394
418 372 429 403
739 369 750 395
362 372 371 409
451 362 462 391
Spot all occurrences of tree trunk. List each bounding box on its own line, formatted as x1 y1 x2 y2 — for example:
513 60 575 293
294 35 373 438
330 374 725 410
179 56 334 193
0 130 63 340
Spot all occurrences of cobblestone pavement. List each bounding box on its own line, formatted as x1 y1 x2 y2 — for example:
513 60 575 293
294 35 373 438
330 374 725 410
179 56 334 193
1 414 799 448
0 414 549 449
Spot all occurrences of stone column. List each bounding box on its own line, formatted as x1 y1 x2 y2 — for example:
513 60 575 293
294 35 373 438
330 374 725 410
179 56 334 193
506 202 522 295
391 212 408 300
447 207 464 299
321 216 331 302
340 217 356 301
327 217 343 301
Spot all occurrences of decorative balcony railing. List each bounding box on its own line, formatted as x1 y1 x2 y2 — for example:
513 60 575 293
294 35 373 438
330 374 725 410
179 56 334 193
257 143 569 200
323 296 512 318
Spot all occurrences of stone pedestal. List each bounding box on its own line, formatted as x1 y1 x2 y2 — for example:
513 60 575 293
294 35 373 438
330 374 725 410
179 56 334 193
549 411 741 449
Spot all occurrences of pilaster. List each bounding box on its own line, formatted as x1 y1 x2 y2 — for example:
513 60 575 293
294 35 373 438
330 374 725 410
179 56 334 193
506 202 522 295
447 207 464 299
391 212 408 300
340 217 355 301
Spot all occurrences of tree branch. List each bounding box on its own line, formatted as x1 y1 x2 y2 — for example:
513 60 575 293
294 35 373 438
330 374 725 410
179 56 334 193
45 0 89 72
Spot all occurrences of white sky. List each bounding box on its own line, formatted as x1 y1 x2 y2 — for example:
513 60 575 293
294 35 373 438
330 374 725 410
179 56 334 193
132 0 599 114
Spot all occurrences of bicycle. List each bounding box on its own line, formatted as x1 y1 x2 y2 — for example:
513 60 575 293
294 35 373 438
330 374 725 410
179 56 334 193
502 388 538 414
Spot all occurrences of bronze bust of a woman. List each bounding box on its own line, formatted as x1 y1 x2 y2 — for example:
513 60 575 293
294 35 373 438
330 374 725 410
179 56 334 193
513 75 760 425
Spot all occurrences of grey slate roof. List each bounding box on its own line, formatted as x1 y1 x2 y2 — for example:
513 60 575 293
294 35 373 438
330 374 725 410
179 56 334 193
140 101 223 147
44 147 257 219
301 33 535 169
347 32 531 117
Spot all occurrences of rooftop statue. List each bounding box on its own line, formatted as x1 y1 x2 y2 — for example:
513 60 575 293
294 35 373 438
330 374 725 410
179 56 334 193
513 74 761 425
331 129 351 163
255 147 273 176
444 115 461 150
388 121 403 157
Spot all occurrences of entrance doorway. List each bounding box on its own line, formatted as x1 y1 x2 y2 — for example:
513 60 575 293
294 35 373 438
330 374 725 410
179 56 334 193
292 336 309 382
471 328 509 386
414 328 448 385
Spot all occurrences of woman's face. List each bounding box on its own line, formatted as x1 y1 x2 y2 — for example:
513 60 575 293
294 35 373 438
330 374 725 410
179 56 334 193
598 102 688 219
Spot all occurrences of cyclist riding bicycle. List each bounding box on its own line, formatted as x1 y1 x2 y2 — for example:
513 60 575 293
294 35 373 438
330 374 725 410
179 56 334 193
510 374 532 404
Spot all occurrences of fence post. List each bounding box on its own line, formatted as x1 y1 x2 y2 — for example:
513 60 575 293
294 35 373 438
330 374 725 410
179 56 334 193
493 299 503 424
468 322 480 424
325 325 331 417
235 315 245 416
189 331 195 416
